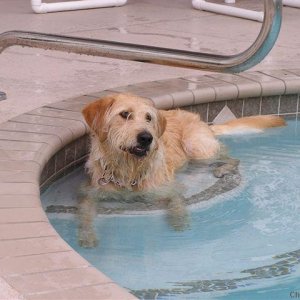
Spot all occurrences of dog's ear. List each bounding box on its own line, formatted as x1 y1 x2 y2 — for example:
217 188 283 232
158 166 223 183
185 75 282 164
82 96 115 142
157 111 167 138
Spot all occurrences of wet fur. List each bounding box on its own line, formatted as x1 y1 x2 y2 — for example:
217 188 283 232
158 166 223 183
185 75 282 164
79 93 285 247
82 94 221 191
210 115 286 135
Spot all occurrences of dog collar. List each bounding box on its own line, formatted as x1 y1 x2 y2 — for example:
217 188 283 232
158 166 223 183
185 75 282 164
97 175 137 188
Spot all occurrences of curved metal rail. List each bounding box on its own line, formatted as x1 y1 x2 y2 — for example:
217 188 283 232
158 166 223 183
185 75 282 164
0 0 281 99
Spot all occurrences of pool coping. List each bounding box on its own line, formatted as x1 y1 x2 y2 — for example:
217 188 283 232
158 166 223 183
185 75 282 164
0 69 300 299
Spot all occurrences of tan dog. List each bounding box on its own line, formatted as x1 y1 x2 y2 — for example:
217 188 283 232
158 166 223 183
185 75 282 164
78 93 285 247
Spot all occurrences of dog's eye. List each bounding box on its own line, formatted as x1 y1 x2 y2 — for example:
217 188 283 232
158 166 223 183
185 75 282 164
120 111 130 119
146 113 152 122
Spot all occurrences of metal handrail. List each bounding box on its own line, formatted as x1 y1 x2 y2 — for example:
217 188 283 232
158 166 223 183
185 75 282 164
0 0 281 100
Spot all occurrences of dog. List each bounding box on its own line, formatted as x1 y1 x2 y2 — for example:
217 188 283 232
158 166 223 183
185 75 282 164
78 93 285 247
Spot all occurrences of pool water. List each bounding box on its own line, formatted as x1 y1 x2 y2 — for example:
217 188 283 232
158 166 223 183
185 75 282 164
43 119 300 299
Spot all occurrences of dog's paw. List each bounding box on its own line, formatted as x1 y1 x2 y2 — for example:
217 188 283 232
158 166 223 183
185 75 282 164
167 212 190 231
78 230 98 248
213 158 240 178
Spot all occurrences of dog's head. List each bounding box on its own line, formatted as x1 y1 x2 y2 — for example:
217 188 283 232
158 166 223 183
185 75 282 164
82 94 166 159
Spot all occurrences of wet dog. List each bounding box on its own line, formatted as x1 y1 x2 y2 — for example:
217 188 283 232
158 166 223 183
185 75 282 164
78 93 285 247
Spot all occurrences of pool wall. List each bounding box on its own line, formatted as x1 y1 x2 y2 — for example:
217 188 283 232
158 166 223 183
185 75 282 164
1 69 300 299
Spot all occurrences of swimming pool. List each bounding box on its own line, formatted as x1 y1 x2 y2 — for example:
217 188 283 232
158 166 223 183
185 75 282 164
42 119 300 299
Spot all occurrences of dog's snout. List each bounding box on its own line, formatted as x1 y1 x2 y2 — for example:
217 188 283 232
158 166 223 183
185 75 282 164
137 131 153 147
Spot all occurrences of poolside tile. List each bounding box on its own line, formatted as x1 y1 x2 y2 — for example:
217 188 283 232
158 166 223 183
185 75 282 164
226 99 244 118
191 88 216 104
11 114 87 136
28 107 86 125
0 140 43 152
48 96 99 112
42 156 56 183
0 130 62 149
207 73 261 99
204 75 238 101
158 81 197 103
0 236 70 258
34 144 58 169
242 97 261 116
0 170 37 184
83 91 113 99
279 94 298 114
110 81 171 98
0 144 51 168
25 283 137 300
75 135 89 160
0 277 22 300
60 95 98 103
208 101 226 123
0 149 39 162
0 222 56 240
261 96 280 115
0 195 40 208
261 70 300 94
239 72 285 96
0 182 39 196
184 76 220 104
0 208 47 224
40 168 49 187
157 78 200 93
184 74 224 85
46 101 87 112
65 143 76 166
150 94 174 109
6 267 112 295
281 114 297 120
0 160 40 173
0 251 89 276
157 78 189 87
213 105 236 124
0 121 73 146
171 90 194 107
111 81 161 91
55 148 67 173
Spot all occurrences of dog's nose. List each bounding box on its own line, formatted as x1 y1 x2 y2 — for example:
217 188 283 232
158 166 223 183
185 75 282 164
137 131 153 147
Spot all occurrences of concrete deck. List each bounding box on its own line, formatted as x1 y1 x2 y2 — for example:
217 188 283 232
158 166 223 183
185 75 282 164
1 0 300 124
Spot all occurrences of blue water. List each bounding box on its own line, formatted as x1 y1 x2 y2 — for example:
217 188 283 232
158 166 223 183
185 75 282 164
45 119 300 299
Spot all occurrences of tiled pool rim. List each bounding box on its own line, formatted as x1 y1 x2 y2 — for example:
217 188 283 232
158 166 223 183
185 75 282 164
1 69 300 299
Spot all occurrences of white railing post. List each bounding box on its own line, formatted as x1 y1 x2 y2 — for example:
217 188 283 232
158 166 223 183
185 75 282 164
192 0 264 22
193 0 300 23
31 0 127 14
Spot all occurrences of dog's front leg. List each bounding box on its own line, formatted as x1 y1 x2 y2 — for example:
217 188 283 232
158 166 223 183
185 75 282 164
78 195 98 248
212 158 240 178
166 194 189 231
210 143 240 178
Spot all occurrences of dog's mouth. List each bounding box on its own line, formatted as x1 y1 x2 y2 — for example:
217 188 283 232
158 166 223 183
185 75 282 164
120 145 149 158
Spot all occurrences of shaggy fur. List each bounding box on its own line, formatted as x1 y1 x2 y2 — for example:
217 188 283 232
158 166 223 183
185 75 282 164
82 94 223 191
82 93 285 191
78 93 286 247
